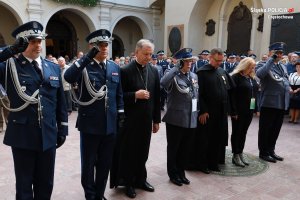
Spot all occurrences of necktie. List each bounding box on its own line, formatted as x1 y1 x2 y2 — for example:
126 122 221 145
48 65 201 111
100 62 106 79
32 60 43 80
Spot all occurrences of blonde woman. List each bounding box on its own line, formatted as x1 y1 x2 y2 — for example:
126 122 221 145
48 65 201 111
288 60 300 123
230 57 259 167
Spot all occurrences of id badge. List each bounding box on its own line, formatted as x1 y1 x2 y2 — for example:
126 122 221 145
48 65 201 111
192 98 197 112
250 98 255 110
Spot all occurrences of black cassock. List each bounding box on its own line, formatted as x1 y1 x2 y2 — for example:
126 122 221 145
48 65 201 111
110 61 161 187
188 64 235 170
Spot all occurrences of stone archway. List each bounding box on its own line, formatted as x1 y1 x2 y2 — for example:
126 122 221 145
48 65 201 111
112 34 124 59
111 17 143 57
46 13 77 59
227 1 252 54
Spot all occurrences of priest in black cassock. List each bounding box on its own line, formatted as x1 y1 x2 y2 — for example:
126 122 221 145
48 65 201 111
110 39 161 199
195 48 236 173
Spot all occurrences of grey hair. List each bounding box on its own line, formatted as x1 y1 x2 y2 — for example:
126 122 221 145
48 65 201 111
210 48 224 55
57 56 65 62
135 39 155 51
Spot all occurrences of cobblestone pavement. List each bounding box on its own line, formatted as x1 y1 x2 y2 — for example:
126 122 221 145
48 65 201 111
0 112 299 200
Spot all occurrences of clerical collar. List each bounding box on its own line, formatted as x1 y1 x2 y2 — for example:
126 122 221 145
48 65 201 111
135 60 144 69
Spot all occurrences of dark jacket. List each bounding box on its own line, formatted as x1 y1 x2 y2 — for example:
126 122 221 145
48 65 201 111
0 54 68 151
64 59 124 135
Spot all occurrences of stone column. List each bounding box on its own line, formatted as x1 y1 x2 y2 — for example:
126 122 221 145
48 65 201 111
218 15 227 49
99 6 111 31
250 13 258 52
152 6 162 49
27 0 43 22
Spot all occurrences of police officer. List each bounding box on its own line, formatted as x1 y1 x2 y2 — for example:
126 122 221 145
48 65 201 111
64 29 124 200
256 42 291 163
151 54 163 80
224 53 238 73
157 50 169 110
161 48 198 186
196 50 210 70
0 21 68 199
157 50 169 73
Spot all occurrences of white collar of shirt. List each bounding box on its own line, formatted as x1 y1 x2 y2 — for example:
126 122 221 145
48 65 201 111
25 56 42 71
93 58 107 66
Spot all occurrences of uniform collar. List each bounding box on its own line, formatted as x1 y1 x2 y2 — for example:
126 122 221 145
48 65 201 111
22 55 42 69
93 58 107 65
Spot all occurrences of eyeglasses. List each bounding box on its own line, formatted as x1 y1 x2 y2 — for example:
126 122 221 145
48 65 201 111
212 57 223 63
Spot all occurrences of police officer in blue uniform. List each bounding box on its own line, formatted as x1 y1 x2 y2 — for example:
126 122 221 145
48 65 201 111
0 21 68 200
156 50 169 110
151 54 163 80
196 50 210 71
256 42 290 163
224 53 238 73
161 48 198 186
64 29 124 200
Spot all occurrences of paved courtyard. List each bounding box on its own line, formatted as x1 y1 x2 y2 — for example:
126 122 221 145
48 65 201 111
0 111 299 200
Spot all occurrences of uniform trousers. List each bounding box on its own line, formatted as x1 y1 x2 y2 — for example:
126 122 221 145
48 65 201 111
80 132 116 200
63 90 72 113
12 147 56 200
231 112 253 154
258 107 285 156
166 123 195 179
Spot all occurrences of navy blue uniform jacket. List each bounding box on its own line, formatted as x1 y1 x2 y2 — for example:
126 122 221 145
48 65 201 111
0 54 68 151
64 59 124 135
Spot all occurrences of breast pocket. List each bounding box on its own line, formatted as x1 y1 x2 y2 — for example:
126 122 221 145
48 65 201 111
49 80 60 88
111 75 119 84
19 74 33 86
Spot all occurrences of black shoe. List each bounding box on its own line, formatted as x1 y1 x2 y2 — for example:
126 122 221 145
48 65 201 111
270 153 284 161
137 181 154 192
125 186 136 198
180 176 190 185
259 155 277 163
199 167 210 174
170 177 183 186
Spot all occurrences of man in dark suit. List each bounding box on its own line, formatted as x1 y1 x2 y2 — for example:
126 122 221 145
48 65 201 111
197 48 236 172
110 39 161 199
0 21 68 199
64 29 124 200
256 42 291 163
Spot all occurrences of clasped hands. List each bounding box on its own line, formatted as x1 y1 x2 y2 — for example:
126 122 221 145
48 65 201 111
135 89 150 100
